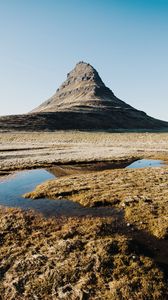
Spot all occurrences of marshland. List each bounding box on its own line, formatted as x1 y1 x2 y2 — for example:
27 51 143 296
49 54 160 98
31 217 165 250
0 131 168 299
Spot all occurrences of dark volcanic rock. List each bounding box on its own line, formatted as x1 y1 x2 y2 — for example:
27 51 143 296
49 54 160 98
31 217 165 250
0 61 168 131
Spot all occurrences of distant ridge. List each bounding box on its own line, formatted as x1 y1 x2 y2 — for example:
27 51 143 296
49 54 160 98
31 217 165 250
0 61 168 131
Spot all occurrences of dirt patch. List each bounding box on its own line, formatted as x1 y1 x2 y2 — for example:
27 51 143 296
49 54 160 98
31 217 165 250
1 132 168 172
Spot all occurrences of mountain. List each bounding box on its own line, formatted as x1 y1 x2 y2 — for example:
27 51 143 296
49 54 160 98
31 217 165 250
32 61 133 114
0 61 168 131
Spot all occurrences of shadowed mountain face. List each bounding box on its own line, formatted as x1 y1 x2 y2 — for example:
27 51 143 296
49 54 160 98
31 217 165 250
0 61 168 131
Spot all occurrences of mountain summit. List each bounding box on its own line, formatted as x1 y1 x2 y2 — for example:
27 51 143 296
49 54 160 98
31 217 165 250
32 61 132 113
0 62 168 131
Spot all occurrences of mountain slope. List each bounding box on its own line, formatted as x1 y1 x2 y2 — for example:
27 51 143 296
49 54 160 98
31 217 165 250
32 61 133 114
0 61 168 131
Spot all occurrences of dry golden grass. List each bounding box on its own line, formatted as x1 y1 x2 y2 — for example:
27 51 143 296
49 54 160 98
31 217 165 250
1 132 168 299
0 207 167 299
25 166 168 239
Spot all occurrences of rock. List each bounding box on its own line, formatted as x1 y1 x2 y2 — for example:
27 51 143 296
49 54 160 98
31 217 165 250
0 61 168 131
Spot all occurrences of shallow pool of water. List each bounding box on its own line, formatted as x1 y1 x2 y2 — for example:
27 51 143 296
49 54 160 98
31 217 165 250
0 169 119 218
0 159 165 217
126 159 164 169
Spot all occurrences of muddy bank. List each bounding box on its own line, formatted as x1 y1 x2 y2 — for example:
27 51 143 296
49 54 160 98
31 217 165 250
0 171 11 177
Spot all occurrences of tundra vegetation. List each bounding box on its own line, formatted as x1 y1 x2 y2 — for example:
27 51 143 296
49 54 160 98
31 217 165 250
0 132 168 299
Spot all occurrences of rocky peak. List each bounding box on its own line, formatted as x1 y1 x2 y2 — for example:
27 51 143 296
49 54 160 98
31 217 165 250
58 61 105 91
31 62 126 113
3 61 167 131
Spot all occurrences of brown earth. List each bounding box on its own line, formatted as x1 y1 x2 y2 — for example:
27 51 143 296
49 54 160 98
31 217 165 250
1 131 168 173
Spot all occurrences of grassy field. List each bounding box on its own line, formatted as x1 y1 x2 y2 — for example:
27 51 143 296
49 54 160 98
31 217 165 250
25 166 168 239
0 131 168 299
0 208 167 299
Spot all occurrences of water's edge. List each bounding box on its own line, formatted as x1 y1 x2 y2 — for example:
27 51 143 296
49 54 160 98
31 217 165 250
0 159 165 217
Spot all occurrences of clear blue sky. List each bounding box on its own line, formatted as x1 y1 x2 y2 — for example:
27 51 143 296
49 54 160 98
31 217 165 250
0 0 168 120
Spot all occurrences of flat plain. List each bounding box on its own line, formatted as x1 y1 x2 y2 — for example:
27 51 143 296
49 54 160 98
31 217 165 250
0 131 168 299
1 131 168 171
